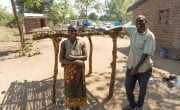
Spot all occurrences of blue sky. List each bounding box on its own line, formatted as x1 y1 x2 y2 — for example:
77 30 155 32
0 0 105 13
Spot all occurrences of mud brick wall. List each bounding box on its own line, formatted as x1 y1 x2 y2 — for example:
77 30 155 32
24 17 47 34
132 0 180 59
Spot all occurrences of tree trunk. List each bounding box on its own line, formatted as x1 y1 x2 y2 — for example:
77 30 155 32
87 35 93 75
11 0 24 51
51 37 61 104
108 35 117 99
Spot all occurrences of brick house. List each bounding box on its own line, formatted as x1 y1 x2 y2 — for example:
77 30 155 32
127 0 180 59
24 13 47 34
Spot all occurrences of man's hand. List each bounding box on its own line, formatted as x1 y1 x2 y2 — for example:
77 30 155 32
104 26 122 34
130 54 148 75
130 66 139 75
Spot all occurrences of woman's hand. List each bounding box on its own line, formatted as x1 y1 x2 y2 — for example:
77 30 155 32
65 55 86 61
74 60 84 66
65 55 75 60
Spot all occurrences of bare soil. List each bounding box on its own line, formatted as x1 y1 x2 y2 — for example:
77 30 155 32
0 36 179 110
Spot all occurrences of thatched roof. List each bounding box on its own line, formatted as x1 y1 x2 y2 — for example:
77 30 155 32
127 0 147 12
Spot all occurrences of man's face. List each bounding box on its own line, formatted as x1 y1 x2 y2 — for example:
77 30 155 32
136 17 147 30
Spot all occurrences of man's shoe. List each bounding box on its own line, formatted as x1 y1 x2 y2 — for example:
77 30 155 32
134 106 143 110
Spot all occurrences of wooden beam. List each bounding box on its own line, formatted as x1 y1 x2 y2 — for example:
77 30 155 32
51 37 61 104
87 35 93 75
108 34 117 99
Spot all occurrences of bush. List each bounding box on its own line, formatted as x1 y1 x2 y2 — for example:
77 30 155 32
7 18 17 28
0 7 16 27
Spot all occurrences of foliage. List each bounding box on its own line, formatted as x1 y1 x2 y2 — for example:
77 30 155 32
99 15 109 21
104 0 138 22
22 39 41 56
16 0 25 13
16 0 54 13
0 7 16 27
7 18 17 28
16 0 77 25
88 12 98 21
48 0 77 25
13 0 139 27
24 0 41 7
74 0 102 19
104 0 126 22
22 39 33 53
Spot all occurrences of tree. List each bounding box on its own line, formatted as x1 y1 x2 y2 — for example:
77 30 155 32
48 0 77 25
104 0 138 22
74 0 102 19
0 7 15 26
104 0 126 22
11 0 41 52
16 0 54 13
99 15 108 21
88 12 98 21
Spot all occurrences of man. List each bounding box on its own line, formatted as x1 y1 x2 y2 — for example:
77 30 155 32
59 25 87 110
122 15 156 110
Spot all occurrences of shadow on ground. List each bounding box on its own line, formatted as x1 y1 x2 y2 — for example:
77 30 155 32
0 49 19 61
0 77 105 110
0 50 19 57
102 69 180 110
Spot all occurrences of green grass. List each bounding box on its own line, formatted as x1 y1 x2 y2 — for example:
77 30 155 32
0 26 19 42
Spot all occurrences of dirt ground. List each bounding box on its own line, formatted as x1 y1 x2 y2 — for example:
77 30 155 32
0 36 179 110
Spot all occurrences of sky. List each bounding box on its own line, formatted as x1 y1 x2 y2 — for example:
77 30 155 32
0 0 12 13
0 0 105 14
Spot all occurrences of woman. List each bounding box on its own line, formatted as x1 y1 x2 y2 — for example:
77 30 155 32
59 25 87 110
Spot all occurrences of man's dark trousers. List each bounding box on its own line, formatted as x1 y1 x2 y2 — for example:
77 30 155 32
125 68 152 108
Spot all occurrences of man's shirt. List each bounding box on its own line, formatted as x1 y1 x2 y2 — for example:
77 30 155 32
123 26 156 73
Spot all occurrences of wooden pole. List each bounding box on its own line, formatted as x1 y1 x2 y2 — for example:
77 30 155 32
51 37 61 104
11 0 24 51
108 34 117 99
87 35 93 75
